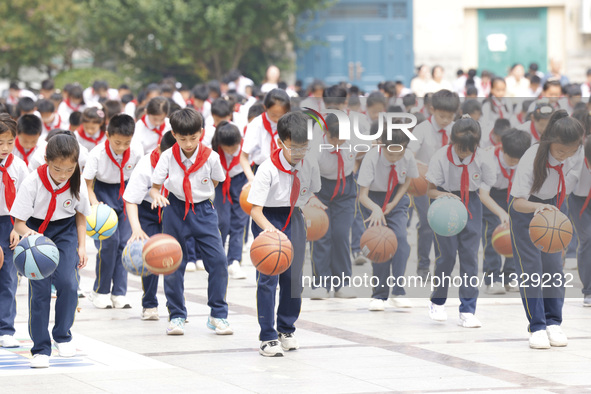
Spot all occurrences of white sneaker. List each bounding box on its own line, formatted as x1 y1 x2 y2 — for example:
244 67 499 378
529 329 551 349
429 302 447 321
259 340 284 357
166 318 185 335
278 332 299 351
141 307 159 321
54 341 76 357
310 287 330 300
207 316 233 335
546 325 568 347
196 260 205 270
334 286 356 299
368 298 385 311
486 283 506 295
583 295 591 307
111 295 131 309
388 295 412 308
185 262 197 272
353 251 370 266
0 335 20 348
505 281 520 293
458 312 482 328
228 260 247 279
30 354 49 368
88 291 112 309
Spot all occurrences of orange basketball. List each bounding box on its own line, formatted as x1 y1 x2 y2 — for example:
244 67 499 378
360 225 398 263
240 185 253 215
0 246 3 270
142 234 183 275
529 210 573 254
250 231 293 276
492 222 513 258
302 206 329 241
408 162 428 197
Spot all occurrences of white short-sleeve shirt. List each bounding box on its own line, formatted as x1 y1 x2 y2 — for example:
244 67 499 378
75 129 107 153
357 147 418 192
242 113 278 165
28 141 89 173
0 155 29 216
13 138 46 165
122 153 154 204
131 116 172 155
408 117 453 164
82 141 143 183
479 147 517 192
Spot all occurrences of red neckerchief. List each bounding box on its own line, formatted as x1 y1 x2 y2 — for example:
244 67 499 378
517 112 524 124
492 98 505 118
262 113 278 153
234 103 241 113
489 129 500 147
580 158 591 217
494 147 514 203
271 149 300 231
430 116 448 146
104 139 130 199
530 122 540 141
36 164 70 234
141 115 166 144
546 161 565 209
77 126 105 147
0 154 16 211
446 144 475 219
382 157 398 212
14 138 34 166
172 143 212 219
218 142 243 204
43 114 61 132
64 98 80 112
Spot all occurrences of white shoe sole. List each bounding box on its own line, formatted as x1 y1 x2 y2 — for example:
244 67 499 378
259 349 284 357
529 342 551 349
142 314 159 321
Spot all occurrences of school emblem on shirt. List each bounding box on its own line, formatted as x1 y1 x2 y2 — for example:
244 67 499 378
400 171 406 177
63 199 72 208
201 178 210 185
125 164 133 170
472 173 481 180
347 152 355 161
300 187 308 196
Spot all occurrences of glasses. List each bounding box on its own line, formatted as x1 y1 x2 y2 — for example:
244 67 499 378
280 140 311 154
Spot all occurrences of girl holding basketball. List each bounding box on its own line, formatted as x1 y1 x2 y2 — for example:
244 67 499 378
509 110 584 349
10 132 91 368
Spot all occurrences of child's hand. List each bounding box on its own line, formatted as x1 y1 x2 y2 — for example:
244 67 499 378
21 229 38 238
383 200 399 216
436 193 460 200
9 230 20 250
78 250 88 269
534 203 558 216
307 196 327 210
497 211 510 224
129 229 149 243
242 181 252 190
90 198 101 206
263 225 278 233
150 194 170 210
365 207 386 227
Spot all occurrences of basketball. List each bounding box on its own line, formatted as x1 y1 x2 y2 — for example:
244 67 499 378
360 225 398 263
492 222 513 258
428 196 468 236
13 234 60 280
302 206 329 241
408 162 428 197
142 234 183 275
529 210 573 254
0 247 3 270
86 204 118 240
122 240 151 277
250 231 293 276
240 184 253 215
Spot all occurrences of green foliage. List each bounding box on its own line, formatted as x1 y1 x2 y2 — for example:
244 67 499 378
53 68 136 91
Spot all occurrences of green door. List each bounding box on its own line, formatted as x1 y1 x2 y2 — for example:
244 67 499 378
478 8 547 76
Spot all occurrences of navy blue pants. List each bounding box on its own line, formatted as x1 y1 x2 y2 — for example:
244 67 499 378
569 194 591 296
92 180 131 296
360 189 411 299
482 188 515 284
27 216 79 356
311 175 355 290
350 173 365 254
214 172 249 265
0 215 17 336
565 196 578 259
509 196 565 332
252 207 306 341
138 201 161 308
186 236 202 263
162 194 228 320
414 194 434 272
431 191 482 314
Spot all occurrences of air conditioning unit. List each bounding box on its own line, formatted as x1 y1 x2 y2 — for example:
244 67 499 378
582 0 591 33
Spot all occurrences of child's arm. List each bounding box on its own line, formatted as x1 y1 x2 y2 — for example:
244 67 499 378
76 212 88 268
125 201 149 242
306 195 327 210
240 152 255 184
479 189 509 223
511 197 558 215
149 184 170 209
250 205 278 232
383 177 411 215
427 182 460 200
13 219 37 238
358 185 386 227
85 179 99 206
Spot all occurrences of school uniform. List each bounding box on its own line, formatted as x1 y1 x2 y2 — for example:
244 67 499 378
10 165 91 356
481 98 513 124
480 147 517 285
41 114 63 139
13 137 46 168
75 127 107 153
83 140 143 297
509 144 584 332
518 121 541 145
122 150 163 309
247 149 320 341
408 116 453 273
213 144 249 265
242 113 279 166
57 100 86 130
0 154 28 337
311 137 358 290
131 115 172 155
426 145 496 313
28 142 89 173
152 143 228 320
201 124 217 149
569 159 591 297
357 148 419 299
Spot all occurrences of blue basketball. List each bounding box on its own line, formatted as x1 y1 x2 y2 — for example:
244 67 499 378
13 235 60 280
86 204 118 240
428 196 468 237
121 240 151 277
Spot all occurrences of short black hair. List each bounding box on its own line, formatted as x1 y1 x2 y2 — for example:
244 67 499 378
92 80 109 91
264 89 291 112
211 98 232 118
37 99 55 114
324 113 339 139
41 79 54 91
69 111 82 128
277 111 307 144
17 114 42 136
322 84 348 107
167 98 181 115
0 113 17 137
374 119 411 147
192 84 209 101
402 93 417 108
450 116 481 152
104 100 122 120
247 102 265 121
211 121 241 152
543 79 562 92
107 114 135 137
16 97 36 114
169 107 203 136
501 129 531 159
492 118 511 138
461 99 482 116
160 131 176 152
366 91 386 108
432 89 460 113
146 96 170 116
